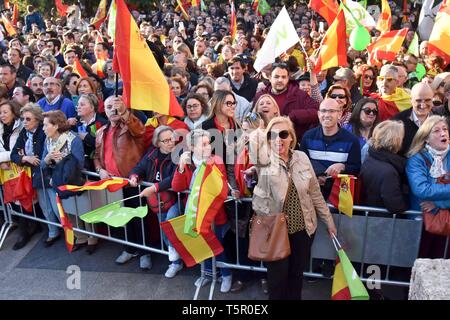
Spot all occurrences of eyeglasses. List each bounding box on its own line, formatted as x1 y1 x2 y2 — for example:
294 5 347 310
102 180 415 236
364 75 375 80
414 98 432 104
377 76 395 82
362 108 378 116
160 137 176 144
267 130 290 140
329 93 346 99
319 108 342 114
224 101 236 107
21 117 33 122
186 103 201 110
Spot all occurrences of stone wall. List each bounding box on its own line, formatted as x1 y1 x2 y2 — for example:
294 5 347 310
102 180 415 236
409 259 450 300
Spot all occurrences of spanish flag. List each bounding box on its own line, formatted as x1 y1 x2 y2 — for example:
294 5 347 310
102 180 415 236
0 163 35 212
73 56 88 78
91 0 108 30
367 28 408 65
191 0 199 7
328 174 356 217
12 3 19 26
428 0 450 67
1 14 16 36
58 178 128 193
112 0 184 116
370 87 411 121
313 7 348 73
175 0 191 20
308 0 339 26
55 0 69 17
332 249 369 300
56 194 74 253
161 215 224 267
376 0 392 33
235 148 253 197
230 1 237 42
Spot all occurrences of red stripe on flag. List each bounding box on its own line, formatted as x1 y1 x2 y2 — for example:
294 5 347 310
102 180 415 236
160 220 197 267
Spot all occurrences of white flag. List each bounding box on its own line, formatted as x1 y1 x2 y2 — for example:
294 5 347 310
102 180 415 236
253 7 299 72
418 0 441 41
343 0 376 33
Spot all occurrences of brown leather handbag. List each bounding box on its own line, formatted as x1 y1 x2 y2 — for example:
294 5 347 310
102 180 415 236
248 213 291 262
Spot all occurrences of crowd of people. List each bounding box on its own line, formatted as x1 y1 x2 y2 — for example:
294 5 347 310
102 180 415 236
0 1 449 300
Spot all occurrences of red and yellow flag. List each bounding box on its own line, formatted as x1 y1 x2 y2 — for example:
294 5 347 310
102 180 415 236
161 215 224 267
308 0 339 27
230 1 237 42
2 14 16 36
196 164 229 236
428 0 450 67
191 0 199 7
235 148 253 197
91 0 108 30
328 174 356 217
95 58 106 79
175 0 191 20
56 194 74 253
376 0 392 33
4 0 10 10
0 163 35 212
12 3 19 26
55 0 69 17
314 7 348 73
73 56 88 78
367 28 408 65
370 88 411 121
112 0 184 116
332 256 352 299
58 178 129 193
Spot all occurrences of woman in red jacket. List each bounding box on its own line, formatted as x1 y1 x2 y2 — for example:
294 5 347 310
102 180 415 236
172 129 233 293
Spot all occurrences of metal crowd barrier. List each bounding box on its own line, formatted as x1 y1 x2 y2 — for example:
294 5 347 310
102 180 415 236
1 170 448 300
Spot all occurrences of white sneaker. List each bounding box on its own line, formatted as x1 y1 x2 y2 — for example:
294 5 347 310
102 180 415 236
115 251 138 264
164 263 183 278
140 254 152 270
220 275 233 293
168 246 180 262
194 276 211 288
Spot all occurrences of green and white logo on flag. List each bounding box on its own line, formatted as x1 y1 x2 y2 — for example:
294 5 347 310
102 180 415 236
343 0 376 34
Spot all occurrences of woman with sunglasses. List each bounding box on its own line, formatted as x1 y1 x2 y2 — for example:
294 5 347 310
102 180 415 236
343 98 380 149
247 116 336 299
355 65 378 97
325 84 353 127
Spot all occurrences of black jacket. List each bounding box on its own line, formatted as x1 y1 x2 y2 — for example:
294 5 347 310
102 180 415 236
10 125 46 189
392 109 418 157
360 147 409 215
129 147 177 192
225 73 258 102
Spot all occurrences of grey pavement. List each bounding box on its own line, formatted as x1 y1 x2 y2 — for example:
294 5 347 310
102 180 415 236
0 225 405 300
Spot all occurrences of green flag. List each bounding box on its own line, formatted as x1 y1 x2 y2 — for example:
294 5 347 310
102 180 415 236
359 0 367 9
200 0 207 12
337 249 369 300
183 162 207 237
80 202 148 228
408 32 419 57
258 0 271 16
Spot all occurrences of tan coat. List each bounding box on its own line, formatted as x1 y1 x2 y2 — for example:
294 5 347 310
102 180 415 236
252 150 335 237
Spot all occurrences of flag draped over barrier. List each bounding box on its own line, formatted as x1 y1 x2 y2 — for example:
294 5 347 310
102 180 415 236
328 174 356 217
56 194 74 253
0 163 35 212
253 6 299 72
161 215 224 267
111 0 184 116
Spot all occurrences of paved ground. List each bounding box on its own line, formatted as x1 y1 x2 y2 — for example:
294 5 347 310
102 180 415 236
0 224 406 300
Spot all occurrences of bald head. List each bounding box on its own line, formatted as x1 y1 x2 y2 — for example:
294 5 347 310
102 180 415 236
411 82 433 122
320 98 340 110
411 82 433 99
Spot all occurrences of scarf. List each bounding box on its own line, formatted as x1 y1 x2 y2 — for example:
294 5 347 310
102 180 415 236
46 131 76 164
425 144 449 178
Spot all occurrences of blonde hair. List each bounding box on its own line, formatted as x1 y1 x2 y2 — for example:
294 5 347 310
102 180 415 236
265 116 297 150
407 115 449 157
371 121 404 154
253 94 280 126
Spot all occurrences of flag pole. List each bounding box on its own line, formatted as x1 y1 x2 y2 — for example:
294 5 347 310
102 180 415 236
115 73 119 97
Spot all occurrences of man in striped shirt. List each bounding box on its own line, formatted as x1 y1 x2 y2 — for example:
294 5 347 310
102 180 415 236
300 98 361 198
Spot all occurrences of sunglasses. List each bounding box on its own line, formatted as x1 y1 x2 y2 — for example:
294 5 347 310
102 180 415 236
362 108 378 116
267 130 290 140
21 117 33 122
432 100 442 106
330 93 346 99
377 76 395 82
364 75 375 80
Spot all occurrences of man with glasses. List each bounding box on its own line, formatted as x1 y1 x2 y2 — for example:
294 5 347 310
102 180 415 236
300 98 361 198
370 64 411 121
393 82 438 156
38 77 77 124
253 62 320 141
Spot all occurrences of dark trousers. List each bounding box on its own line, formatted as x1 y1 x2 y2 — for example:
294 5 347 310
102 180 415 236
419 226 450 259
266 230 315 300
11 203 43 238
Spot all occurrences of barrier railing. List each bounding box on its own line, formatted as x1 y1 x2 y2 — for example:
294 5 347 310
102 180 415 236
1 170 448 300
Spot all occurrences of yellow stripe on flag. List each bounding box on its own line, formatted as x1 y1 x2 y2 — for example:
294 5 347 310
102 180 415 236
332 258 350 299
337 174 353 217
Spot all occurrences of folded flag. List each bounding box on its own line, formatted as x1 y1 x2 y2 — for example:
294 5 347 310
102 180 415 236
161 215 224 267
58 178 128 193
332 247 369 300
80 203 147 228
0 163 35 212
370 87 411 121
328 174 356 217
56 194 74 253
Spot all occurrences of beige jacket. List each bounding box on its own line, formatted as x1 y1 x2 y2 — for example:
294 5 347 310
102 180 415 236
252 150 335 237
